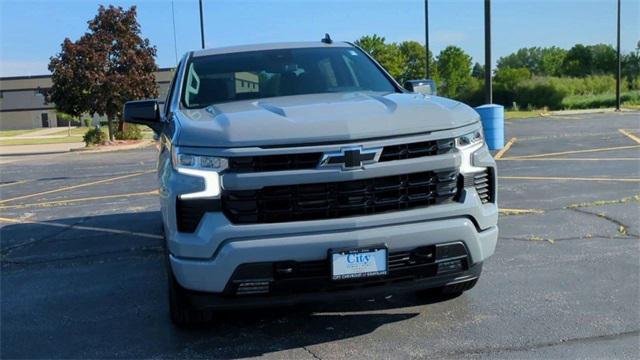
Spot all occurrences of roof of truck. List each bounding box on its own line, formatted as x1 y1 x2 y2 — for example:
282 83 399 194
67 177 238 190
191 41 352 57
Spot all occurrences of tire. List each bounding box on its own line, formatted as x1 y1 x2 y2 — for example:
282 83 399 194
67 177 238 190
168 269 214 327
163 226 214 327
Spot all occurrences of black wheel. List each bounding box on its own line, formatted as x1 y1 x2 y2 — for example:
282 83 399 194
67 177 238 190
168 269 214 327
163 227 213 327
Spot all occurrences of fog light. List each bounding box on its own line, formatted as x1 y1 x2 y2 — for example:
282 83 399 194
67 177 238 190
437 259 463 274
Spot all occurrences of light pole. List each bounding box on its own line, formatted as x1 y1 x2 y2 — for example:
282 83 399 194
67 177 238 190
199 0 205 49
484 0 492 104
615 0 621 111
425 0 430 79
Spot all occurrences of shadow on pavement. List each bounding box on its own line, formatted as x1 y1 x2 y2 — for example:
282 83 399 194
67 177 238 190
1 211 458 358
0 211 163 266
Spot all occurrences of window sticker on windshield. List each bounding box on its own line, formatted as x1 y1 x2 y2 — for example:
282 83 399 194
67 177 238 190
348 50 358 56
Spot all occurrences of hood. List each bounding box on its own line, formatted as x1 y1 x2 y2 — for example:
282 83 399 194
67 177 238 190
175 92 479 147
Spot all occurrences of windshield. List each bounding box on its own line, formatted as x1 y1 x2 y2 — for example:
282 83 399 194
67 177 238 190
181 47 397 108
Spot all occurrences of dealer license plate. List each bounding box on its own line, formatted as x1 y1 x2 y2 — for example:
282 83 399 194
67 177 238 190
331 247 388 280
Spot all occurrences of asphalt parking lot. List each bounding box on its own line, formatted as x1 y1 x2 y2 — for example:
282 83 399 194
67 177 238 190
1 112 639 359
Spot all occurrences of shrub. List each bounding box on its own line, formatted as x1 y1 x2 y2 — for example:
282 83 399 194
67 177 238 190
83 128 107 146
455 73 624 110
516 80 568 109
458 77 484 107
562 90 640 109
115 124 143 140
83 118 92 127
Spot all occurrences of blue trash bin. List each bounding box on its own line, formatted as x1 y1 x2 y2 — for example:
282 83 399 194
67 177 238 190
475 104 504 150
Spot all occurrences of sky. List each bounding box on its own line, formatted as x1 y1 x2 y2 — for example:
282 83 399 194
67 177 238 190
0 0 638 77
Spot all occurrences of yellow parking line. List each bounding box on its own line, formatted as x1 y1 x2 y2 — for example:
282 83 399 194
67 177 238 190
619 129 640 144
499 208 544 215
499 176 640 182
0 216 163 239
0 190 158 210
494 137 517 160
503 145 640 159
0 170 154 205
498 157 638 161
0 180 33 188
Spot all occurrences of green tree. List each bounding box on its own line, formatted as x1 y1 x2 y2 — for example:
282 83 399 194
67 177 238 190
562 44 593 77
354 35 405 80
397 41 436 83
492 67 531 107
588 44 617 75
436 46 472 98
539 47 567 76
471 62 485 79
494 67 532 92
497 47 543 74
48 5 158 141
622 41 640 89
498 46 569 76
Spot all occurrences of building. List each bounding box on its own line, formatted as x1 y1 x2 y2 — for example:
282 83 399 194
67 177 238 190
0 68 174 130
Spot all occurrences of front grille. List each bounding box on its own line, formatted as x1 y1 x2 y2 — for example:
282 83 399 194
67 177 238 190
379 139 454 162
463 169 494 204
227 138 455 172
229 153 322 172
222 169 459 224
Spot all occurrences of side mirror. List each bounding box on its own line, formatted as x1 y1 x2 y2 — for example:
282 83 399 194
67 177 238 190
123 100 160 126
404 79 437 96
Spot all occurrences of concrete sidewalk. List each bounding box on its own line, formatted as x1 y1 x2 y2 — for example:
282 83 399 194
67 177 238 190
0 142 85 156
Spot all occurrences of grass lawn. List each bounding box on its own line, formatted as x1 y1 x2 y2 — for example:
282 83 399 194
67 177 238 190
48 127 95 136
49 126 115 137
505 110 549 119
0 129 39 137
50 126 155 138
0 136 84 146
0 125 154 146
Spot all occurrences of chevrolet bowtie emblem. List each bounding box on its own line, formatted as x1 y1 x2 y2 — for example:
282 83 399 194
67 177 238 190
319 146 382 170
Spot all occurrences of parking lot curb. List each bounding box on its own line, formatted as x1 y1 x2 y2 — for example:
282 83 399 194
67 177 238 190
549 108 638 116
71 140 157 154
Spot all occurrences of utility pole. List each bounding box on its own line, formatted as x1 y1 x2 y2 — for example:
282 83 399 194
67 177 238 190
484 0 492 104
615 0 621 111
424 0 430 79
199 0 205 49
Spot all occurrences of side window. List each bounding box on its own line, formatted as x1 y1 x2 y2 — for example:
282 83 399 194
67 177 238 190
184 64 201 107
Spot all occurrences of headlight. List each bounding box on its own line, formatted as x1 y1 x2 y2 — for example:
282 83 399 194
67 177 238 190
456 129 486 174
172 146 227 199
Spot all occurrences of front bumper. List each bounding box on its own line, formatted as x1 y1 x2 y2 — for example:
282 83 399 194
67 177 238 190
169 195 498 293
183 262 483 311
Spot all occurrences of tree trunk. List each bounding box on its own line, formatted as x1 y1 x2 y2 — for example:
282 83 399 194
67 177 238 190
107 116 115 141
118 118 127 133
